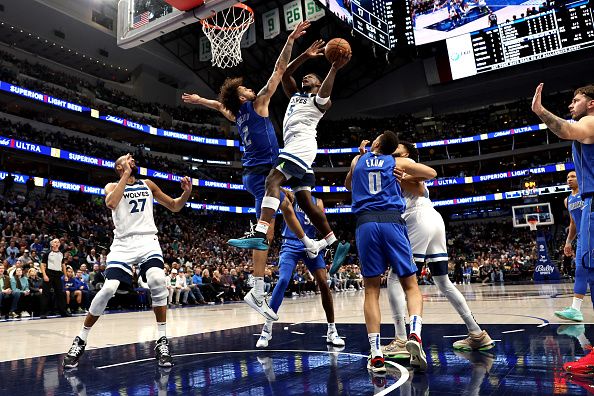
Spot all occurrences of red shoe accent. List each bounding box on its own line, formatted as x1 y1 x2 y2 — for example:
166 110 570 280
408 333 422 344
564 350 594 376
370 356 385 367
567 374 594 393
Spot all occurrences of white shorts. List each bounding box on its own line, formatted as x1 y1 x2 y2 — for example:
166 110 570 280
279 136 317 170
402 205 448 264
106 234 163 276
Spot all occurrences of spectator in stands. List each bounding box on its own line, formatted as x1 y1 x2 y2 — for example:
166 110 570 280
10 267 30 318
174 269 193 305
186 268 206 304
27 268 42 316
86 249 98 267
74 269 90 310
45 180 53 199
19 250 33 271
62 266 84 313
6 240 19 258
166 268 176 305
463 263 472 284
0 266 16 318
25 176 34 199
30 238 43 255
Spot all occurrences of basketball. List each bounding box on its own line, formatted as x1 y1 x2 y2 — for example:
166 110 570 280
325 38 351 63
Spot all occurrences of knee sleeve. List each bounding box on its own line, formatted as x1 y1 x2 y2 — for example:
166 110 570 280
88 279 119 316
146 267 168 307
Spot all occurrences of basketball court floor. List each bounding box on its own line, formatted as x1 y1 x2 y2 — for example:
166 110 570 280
1 282 593 395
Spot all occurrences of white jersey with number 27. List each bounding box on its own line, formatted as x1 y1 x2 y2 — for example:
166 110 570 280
111 180 158 239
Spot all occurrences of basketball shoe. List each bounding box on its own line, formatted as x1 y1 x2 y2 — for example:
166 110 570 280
382 338 411 360
244 289 278 321
256 327 272 348
453 330 495 351
326 330 345 347
367 355 387 373
228 226 269 251
63 336 86 369
406 334 427 371
564 350 594 376
155 336 173 367
328 242 351 276
555 307 584 322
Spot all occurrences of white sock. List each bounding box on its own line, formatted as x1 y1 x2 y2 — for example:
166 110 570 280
255 221 270 235
577 333 591 350
324 232 337 246
387 271 408 340
327 323 336 333
433 274 482 334
78 326 91 342
409 315 422 338
300 235 315 249
368 333 382 357
253 277 265 295
264 320 273 333
572 297 583 311
157 322 167 339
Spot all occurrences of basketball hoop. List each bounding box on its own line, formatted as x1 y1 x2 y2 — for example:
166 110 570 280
200 3 254 68
528 219 538 231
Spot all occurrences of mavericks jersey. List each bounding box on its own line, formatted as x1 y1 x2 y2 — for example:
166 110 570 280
282 197 318 242
283 93 324 145
351 152 406 214
236 101 279 167
573 141 594 196
112 180 158 239
568 193 585 232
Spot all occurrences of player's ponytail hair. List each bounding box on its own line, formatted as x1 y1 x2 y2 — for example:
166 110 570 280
219 77 244 116
399 141 419 161
379 130 399 155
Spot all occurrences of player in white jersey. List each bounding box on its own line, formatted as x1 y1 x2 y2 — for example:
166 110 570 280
63 154 192 369
230 40 351 271
381 141 494 359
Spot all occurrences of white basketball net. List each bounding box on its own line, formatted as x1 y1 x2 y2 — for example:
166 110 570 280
201 4 254 68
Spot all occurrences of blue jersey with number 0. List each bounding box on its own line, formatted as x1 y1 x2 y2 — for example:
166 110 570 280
236 101 279 167
351 152 405 214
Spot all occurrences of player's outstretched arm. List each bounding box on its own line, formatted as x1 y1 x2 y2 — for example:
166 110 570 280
145 177 192 213
105 154 133 210
532 83 594 142
344 155 361 191
254 21 311 116
395 158 437 180
316 52 351 111
282 39 325 98
181 92 236 122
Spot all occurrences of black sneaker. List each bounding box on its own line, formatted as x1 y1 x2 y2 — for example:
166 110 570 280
63 336 86 369
155 336 173 367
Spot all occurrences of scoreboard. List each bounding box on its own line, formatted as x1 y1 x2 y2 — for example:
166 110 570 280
447 0 594 80
350 0 414 50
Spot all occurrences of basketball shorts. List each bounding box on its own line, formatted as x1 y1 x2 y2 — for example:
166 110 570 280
279 239 326 273
243 173 267 219
356 222 416 278
579 196 594 269
276 137 317 190
105 234 164 285
403 205 449 276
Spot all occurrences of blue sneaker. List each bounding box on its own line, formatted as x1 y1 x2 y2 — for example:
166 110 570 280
329 242 351 276
555 307 584 322
228 229 269 251
558 324 586 338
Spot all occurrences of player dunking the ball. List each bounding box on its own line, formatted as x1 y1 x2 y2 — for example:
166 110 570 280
183 22 319 321
229 39 351 270
63 154 192 368
532 83 594 375
346 131 436 372
383 140 494 358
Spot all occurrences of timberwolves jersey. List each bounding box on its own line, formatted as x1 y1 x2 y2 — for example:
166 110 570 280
573 141 594 196
568 193 585 231
112 180 158 239
283 93 324 145
236 101 279 167
400 158 432 210
282 197 318 240
351 152 406 214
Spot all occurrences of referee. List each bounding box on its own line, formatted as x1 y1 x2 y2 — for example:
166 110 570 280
40 238 71 318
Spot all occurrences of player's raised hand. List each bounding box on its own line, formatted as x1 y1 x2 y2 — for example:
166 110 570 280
182 93 203 104
332 51 352 70
358 140 370 155
121 153 133 175
289 20 311 41
393 166 405 182
531 83 544 116
304 39 326 59
180 176 192 193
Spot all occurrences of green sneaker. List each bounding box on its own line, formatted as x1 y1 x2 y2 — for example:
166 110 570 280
557 324 586 338
554 307 584 322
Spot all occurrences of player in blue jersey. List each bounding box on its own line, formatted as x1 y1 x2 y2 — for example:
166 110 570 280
345 131 437 373
555 171 587 322
255 196 345 348
532 84 594 375
182 21 321 322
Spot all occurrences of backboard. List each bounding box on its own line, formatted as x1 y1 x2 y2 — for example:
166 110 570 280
512 203 554 228
117 0 240 49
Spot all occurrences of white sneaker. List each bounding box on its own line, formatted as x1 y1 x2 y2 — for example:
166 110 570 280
326 331 345 347
21 311 31 318
405 335 427 372
256 329 272 348
244 289 278 321
305 239 326 259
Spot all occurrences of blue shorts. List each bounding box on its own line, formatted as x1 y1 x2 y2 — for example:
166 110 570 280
279 240 326 273
579 197 594 269
356 222 416 278
243 173 267 219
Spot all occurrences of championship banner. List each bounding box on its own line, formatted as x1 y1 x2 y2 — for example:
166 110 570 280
283 0 303 30
262 9 280 39
533 230 561 281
